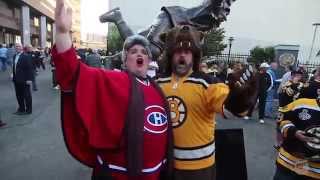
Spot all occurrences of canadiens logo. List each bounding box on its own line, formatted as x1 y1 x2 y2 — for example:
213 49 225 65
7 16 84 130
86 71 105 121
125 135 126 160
167 96 187 128
144 105 168 134
298 109 311 121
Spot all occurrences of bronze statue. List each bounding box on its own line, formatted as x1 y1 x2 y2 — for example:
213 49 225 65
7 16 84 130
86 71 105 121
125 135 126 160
100 0 236 60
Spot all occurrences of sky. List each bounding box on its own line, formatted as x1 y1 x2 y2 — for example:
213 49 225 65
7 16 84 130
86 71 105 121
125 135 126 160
80 0 109 39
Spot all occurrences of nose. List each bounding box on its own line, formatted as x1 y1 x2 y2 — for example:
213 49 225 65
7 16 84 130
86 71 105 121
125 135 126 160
181 26 190 32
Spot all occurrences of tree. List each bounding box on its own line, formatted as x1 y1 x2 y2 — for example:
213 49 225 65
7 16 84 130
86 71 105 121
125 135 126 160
202 28 227 57
264 46 275 62
107 24 124 54
250 46 275 64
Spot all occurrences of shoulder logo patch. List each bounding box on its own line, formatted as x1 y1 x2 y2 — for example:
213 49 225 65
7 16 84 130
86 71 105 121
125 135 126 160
298 109 311 121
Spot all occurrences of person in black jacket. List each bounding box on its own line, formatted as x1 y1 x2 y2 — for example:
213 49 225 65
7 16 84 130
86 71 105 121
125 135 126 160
12 44 34 115
257 62 272 124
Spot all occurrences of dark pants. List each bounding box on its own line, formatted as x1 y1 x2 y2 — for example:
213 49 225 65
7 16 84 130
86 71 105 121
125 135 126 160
258 93 267 119
273 165 317 180
174 165 216 180
52 69 58 87
0 57 7 71
40 59 45 70
32 71 38 91
14 82 32 113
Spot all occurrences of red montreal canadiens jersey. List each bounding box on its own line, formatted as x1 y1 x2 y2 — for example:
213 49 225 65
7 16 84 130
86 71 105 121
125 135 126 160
101 80 168 180
52 47 168 180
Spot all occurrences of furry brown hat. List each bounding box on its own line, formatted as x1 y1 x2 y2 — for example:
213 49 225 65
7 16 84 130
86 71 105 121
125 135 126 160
160 25 204 74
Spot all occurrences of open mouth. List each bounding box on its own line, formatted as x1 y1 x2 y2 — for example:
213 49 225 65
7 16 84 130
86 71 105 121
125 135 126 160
136 58 144 66
179 59 186 65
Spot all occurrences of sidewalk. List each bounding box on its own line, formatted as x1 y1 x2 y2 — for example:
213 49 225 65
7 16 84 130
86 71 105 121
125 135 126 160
0 69 59 128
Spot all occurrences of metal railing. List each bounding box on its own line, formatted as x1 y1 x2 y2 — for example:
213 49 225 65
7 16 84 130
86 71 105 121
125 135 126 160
203 53 251 64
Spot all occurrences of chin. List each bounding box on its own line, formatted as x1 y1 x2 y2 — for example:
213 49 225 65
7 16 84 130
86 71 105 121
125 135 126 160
175 69 189 77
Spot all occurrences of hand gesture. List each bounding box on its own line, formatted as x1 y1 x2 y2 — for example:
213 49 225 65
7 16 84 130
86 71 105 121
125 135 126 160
55 0 72 34
55 0 73 52
224 65 258 117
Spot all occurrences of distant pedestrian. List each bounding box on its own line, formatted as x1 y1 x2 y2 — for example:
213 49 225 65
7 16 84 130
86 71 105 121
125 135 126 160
6 43 16 66
50 55 59 90
12 44 34 115
85 49 102 68
25 45 38 91
0 44 8 71
257 62 272 124
265 62 278 118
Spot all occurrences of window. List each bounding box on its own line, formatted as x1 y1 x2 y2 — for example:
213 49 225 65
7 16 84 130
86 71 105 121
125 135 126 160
47 24 52 32
34 17 39 27
15 36 21 44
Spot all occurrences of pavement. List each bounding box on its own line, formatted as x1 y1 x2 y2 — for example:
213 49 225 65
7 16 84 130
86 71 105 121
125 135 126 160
0 68 278 180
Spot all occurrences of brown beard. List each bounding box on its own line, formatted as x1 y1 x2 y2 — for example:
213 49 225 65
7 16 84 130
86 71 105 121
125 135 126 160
172 58 193 77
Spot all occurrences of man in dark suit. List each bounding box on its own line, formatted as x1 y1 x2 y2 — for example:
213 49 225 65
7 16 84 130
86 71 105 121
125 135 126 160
12 44 34 115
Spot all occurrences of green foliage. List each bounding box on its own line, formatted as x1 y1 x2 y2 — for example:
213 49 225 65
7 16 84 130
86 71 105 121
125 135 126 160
107 24 124 54
250 46 275 64
203 28 227 56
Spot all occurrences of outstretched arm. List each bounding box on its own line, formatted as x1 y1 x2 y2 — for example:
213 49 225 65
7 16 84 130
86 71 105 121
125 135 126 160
52 0 79 90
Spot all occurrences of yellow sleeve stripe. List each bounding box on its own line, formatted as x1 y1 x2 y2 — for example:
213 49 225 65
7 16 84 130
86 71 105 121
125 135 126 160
281 98 319 112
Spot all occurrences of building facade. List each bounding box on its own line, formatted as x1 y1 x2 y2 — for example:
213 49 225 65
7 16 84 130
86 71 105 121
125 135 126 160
81 33 107 49
0 0 81 48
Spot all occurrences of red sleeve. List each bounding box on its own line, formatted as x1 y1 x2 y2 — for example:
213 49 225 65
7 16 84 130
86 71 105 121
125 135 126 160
75 64 130 149
54 46 131 159
51 46 79 91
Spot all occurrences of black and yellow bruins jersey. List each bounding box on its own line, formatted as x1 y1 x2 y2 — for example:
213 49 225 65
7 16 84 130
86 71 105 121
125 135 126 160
156 71 229 170
278 80 304 108
277 98 320 179
300 79 320 99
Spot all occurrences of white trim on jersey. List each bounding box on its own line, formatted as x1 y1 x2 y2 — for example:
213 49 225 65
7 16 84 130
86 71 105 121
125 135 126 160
97 155 166 173
185 77 209 88
281 123 295 134
174 143 215 160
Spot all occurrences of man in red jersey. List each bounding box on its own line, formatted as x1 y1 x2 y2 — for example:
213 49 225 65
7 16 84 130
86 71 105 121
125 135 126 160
53 0 173 179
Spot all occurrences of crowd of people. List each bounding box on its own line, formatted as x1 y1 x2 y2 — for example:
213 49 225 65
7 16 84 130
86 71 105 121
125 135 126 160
1 30 319 180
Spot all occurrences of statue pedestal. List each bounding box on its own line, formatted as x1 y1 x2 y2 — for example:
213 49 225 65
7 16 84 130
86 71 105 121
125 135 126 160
215 129 248 180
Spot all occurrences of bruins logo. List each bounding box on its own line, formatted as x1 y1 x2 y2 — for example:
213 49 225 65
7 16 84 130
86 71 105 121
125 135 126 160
167 96 187 128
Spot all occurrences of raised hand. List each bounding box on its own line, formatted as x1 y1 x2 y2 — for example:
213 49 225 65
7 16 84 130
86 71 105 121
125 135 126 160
224 65 259 117
55 0 73 52
55 0 72 33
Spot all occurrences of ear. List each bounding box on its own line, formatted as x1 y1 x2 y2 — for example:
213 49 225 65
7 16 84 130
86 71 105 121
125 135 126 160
159 32 167 43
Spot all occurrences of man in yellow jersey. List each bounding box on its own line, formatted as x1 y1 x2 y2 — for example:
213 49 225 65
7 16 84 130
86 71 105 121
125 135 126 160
274 68 320 180
156 25 258 180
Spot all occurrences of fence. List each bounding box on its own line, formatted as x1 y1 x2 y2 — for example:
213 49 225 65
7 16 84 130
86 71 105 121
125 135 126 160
203 53 251 65
297 62 320 73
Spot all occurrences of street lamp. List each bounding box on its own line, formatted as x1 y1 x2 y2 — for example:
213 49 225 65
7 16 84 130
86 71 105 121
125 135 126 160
227 36 234 64
308 23 320 62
